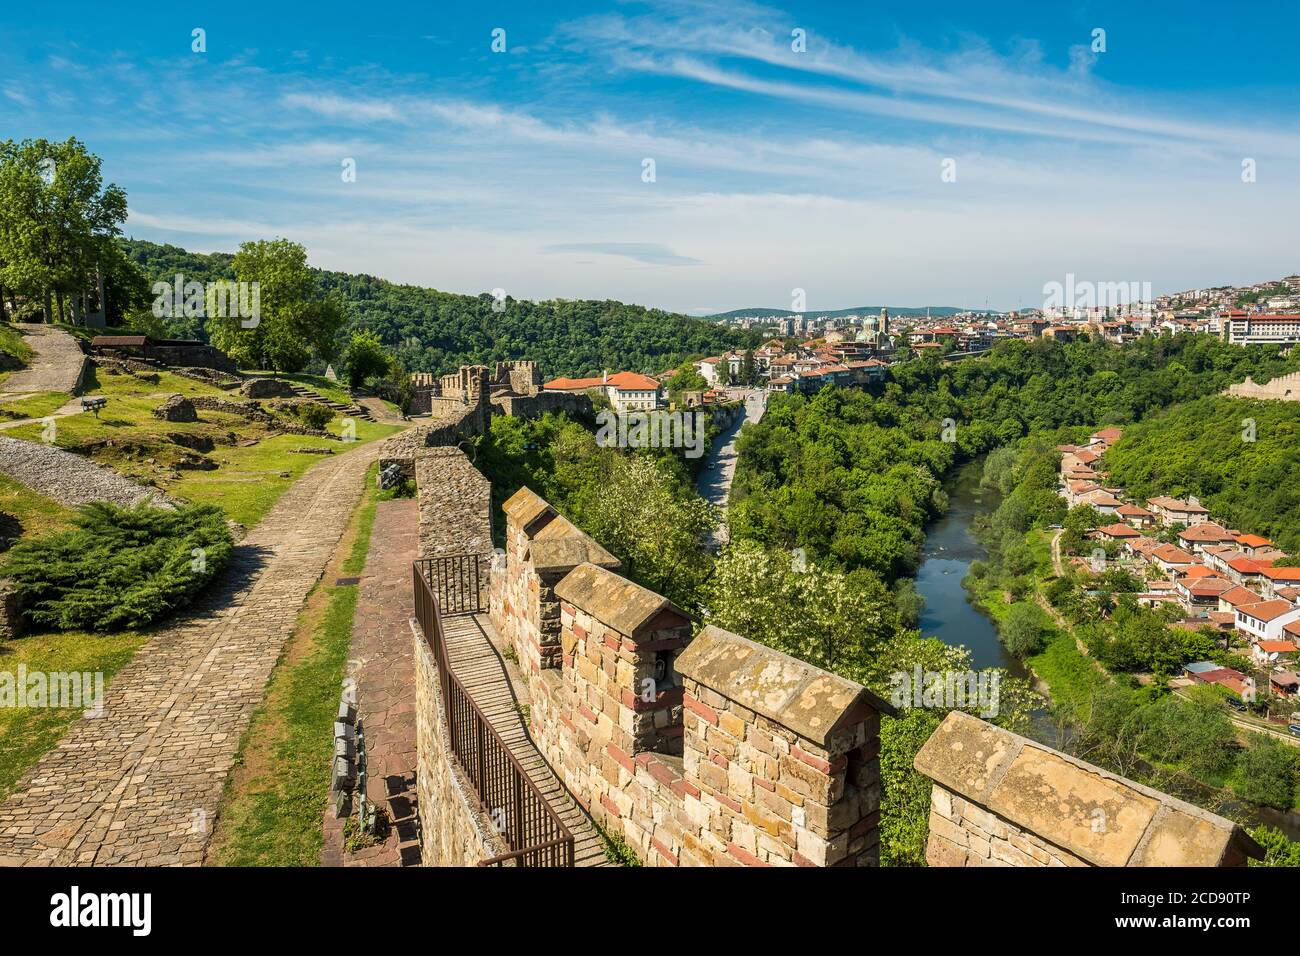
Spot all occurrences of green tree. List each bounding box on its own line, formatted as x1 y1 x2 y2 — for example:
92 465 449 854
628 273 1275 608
341 329 390 387
1003 601 1049 657
0 137 128 323
208 238 347 372
578 454 716 610
1248 825 1300 866
1235 735 1298 810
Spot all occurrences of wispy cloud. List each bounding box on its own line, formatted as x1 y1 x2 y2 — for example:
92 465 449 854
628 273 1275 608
542 242 703 266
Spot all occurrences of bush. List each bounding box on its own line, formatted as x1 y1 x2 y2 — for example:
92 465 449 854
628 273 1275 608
297 402 334 431
341 330 390 388
1003 601 1049 657
1 502 233 632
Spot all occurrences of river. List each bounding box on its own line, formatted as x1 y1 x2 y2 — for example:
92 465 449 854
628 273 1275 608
914 457 1300 839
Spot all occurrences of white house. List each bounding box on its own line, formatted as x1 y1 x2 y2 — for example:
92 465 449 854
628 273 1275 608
1234 599 1300 643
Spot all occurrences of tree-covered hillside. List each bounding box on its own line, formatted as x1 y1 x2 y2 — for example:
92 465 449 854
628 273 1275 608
1104 395 1300 552
119 238 758 378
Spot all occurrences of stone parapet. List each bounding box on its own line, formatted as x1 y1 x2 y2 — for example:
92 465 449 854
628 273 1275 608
914 711 1264 867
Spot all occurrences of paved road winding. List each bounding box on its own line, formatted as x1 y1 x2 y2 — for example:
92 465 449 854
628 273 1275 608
696 388 766 547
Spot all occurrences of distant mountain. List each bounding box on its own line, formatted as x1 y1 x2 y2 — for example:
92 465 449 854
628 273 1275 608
118 238 760 378
706 305 977 320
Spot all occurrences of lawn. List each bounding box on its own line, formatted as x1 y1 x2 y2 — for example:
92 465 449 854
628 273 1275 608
0 325 35 362
4 366 400 528
0 473 75 541
208 463 382 866
0 392 70 421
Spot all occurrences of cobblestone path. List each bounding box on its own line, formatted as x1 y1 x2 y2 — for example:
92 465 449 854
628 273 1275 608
0 441 380 865
0 324 86 399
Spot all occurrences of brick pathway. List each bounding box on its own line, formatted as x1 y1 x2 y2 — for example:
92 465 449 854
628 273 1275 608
0 441 382 866
321 497 421 866
0 324 86 400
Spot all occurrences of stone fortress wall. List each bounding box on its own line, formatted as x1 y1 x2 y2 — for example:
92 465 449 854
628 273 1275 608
915 711 1261 866
391 363 594 475
1226 370 1300 401
408 440 1262 868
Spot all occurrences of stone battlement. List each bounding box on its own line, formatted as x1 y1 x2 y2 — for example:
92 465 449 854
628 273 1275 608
488 487 890 866
915 711 1262 866
1226 371 1300 401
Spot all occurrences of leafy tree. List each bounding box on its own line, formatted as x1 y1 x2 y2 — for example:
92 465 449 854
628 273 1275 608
1235 735 1298 810
578 455 715 610
0 138 128 323
1003 601 1049 657
1248 826 1300 866
663 360 708 395
208 238 347 372
341 329 390 387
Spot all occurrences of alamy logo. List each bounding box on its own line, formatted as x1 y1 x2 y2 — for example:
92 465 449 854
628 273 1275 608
50 886 151 936
0 666 104 717
1042 273 1151 314
889 665 1000 718
152 274 260 328
595 410 706 459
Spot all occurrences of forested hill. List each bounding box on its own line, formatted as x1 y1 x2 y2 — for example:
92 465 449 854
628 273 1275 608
1104 395 1300 553
119 238 759 378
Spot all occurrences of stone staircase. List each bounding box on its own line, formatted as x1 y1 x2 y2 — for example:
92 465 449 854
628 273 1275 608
285 382 374 422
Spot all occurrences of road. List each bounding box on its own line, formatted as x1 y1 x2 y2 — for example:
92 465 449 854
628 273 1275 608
696 388 766 547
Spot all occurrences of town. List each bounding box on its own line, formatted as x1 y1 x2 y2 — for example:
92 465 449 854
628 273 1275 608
1060 429 1300 718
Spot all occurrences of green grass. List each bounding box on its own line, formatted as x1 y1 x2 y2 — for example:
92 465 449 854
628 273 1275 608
4 366 400 528
0 474 75 541
0 392 70 421
0 629 147 801
0 325 35 369
210 465 381 866
1025 629 1111 712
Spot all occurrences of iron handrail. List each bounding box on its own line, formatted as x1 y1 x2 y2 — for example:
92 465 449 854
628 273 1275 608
412 562 574 867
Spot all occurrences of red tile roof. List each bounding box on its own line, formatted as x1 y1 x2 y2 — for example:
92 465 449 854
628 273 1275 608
543 376 605 390
1095 522 1141 538
605 371 662 391
1238 599 1298 623
1220 586 1264 608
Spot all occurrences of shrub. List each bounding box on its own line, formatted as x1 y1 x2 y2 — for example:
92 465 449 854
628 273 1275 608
1 502 233 632
297 402 334 431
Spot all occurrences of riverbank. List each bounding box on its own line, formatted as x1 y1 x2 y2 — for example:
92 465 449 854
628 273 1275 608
928 457 1300 837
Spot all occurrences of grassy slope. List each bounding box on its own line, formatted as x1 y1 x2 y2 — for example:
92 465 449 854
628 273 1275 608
4 367 399 528
209 463 382 865
0 325 35 389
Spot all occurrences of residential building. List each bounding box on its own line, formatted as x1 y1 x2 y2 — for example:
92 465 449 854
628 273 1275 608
1234 599 1300 642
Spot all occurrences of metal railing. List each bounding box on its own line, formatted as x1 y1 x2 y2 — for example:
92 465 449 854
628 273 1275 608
415 554 488 616
412 562 574 867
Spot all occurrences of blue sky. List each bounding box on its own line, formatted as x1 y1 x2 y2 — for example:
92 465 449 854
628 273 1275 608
2 0 1298 313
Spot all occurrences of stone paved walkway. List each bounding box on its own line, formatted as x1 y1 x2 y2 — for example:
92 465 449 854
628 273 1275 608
0 440 381 866
321 497 420 866
0 324 86 400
